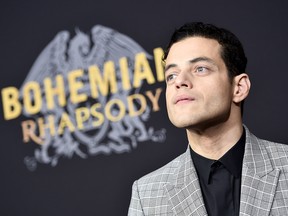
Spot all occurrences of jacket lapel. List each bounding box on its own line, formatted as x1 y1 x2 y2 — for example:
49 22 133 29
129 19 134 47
240 127 280 216
164 126 280 216
164 148 207 216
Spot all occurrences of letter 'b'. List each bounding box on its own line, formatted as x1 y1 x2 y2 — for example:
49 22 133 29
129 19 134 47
1 87 22 120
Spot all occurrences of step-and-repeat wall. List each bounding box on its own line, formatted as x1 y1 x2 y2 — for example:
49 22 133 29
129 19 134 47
1 0 287 215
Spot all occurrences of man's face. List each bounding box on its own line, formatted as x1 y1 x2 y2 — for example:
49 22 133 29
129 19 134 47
165 37 235 130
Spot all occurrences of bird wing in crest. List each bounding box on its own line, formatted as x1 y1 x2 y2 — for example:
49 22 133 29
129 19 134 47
20 31 70 91
87 25 151 67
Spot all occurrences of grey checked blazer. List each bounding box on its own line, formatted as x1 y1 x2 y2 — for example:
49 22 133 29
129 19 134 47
128 126 288 215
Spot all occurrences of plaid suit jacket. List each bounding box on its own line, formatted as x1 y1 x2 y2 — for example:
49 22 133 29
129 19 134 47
128 126 288 215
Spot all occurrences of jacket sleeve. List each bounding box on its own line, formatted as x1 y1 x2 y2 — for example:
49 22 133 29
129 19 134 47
128 180 145 216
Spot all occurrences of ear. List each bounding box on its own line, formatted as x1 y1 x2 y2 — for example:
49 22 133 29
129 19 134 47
233 73 251 103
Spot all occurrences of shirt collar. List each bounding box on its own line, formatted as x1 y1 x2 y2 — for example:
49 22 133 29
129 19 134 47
219 129 246 178
190 129 246 183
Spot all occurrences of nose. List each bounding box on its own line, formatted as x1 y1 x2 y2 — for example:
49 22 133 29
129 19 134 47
175 71 193 89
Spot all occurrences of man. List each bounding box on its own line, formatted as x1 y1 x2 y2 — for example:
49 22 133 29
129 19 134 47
128 22 288 216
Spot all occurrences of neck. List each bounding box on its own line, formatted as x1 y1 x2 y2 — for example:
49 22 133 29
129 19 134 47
187 122 243 160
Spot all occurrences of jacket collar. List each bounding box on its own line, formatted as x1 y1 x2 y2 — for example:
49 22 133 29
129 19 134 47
164 146 208 215
164 125 280 216
239 125 280 216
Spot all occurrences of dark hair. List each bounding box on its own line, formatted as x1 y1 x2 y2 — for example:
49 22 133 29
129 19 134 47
163 22 247 80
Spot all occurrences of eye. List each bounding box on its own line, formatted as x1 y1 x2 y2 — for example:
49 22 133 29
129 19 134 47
166 73 177 82
196 66 208 73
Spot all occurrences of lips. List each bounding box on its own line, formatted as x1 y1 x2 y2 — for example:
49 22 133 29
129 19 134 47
174 95 195 104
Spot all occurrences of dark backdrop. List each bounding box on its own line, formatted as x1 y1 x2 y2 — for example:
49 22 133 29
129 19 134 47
0 0 287 215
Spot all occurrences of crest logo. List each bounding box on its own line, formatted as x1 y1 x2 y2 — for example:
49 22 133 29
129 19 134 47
1 25 166 171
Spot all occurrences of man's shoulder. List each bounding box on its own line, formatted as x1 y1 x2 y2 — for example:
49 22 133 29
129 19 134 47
250 130 288 170
261 138 288 150
246 126 288 164
260 138 288 164
136 150 187 188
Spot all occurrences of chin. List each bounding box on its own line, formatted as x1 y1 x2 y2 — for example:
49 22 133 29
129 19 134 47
170 120 193 129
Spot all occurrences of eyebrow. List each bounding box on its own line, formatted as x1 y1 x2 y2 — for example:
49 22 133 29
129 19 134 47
164 56 216 73
189 57 215 65
164 63 177 72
